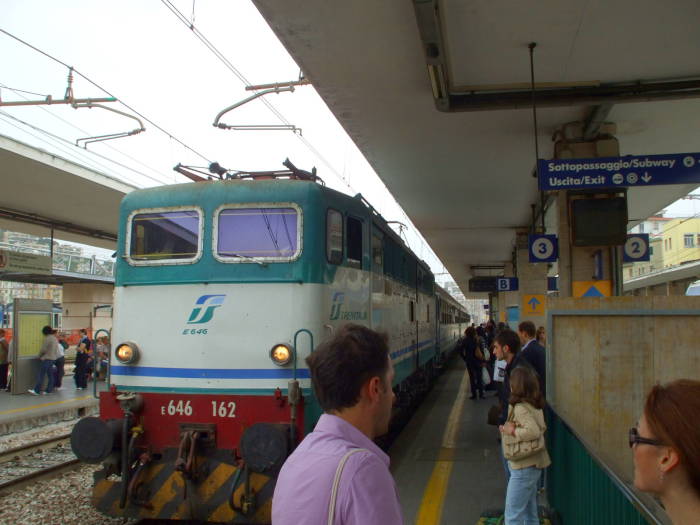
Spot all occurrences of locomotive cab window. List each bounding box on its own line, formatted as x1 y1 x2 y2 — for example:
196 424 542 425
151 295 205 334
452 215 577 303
215 204 301 262
346 216 363 269
128 208 201 264
326 209 343 264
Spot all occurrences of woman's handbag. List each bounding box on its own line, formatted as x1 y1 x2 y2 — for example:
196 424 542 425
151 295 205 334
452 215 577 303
502 404 546 461
481 366 492 386
487 403 502 426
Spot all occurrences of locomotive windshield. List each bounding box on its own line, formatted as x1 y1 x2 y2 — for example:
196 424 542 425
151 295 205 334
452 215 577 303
129 209 200 262
215 206 300 261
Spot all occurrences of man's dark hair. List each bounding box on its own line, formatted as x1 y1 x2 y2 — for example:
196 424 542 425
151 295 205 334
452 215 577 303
305 324 390 412
42 325 53 336
495 329 521 355
517 321 536 338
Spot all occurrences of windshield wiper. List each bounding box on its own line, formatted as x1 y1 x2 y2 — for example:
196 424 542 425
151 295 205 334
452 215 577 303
229 253 268 267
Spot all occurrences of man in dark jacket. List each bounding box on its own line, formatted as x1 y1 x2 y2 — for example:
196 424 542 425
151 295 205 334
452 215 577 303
493 329 534 480
517 321 546 398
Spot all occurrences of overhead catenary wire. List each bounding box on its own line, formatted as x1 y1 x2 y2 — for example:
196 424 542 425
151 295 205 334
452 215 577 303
0 83 175 185
159 0 354 192
0 26 213 166
0 109 170 188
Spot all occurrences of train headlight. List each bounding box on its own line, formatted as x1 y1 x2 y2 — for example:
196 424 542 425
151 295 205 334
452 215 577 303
115 342 140 364
270 344 293 366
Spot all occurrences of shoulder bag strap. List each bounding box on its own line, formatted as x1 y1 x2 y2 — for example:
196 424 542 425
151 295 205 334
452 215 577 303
328 448 368 525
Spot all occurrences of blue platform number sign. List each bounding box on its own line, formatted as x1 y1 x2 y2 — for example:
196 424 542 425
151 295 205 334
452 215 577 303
497 278 519 291
529 234 558 263
623 234 650 262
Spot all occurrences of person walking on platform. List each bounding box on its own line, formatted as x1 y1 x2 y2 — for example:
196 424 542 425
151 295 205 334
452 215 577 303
459 327 485 400
272 324 402 525
0 329 9 391
632 380 700 524
500 366 550 525
54 331 68 390
74 328 91 390
517 321 546 398
28 325 60 395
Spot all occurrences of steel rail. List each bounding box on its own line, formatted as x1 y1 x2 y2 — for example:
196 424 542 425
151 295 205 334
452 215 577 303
0 433 72 463
0 458 82 494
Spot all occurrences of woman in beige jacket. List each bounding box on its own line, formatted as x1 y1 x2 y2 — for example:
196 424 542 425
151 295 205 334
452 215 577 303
499 366 550 524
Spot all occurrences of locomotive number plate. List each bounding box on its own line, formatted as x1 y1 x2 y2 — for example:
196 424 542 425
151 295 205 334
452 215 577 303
158 399 237 418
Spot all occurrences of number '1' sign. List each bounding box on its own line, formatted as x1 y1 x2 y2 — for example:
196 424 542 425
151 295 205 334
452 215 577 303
623 234 650 262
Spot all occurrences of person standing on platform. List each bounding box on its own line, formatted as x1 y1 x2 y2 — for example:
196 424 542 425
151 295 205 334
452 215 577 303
517 321 546 398
272 324 402 525
632 380 700 524
74 328 91 390
28 325 60 395
0 329 9 391
460 327 485 400
493 329 531 480
535 326 546 348
53 331 68 390
500 366 550 524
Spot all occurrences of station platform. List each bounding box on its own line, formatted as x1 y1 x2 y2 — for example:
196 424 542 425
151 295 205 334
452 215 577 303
0 381 105 434
391 358 510 524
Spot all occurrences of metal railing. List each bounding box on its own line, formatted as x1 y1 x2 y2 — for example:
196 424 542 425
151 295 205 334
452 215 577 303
547 409 670 525
0 241 114 278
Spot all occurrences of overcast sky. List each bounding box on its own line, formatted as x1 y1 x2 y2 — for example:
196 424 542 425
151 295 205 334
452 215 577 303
2 1 697 268
1 0 456 277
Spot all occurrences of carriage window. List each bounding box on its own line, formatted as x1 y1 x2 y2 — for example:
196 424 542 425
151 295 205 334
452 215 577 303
130 210 200 261
347 216 363 269
371 233 383 272
217 207 299 260
327 209 343 264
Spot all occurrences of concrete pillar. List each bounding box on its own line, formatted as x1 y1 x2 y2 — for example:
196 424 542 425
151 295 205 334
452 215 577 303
551 127 623 298
515 234 548 327
62 283 114 337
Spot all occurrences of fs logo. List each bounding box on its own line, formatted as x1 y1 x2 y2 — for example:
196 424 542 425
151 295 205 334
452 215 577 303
187 295 226 324
329 292 345 321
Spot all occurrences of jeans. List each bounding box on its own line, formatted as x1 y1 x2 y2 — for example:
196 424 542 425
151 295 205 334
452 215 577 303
0 363 8 389
500 442 510 482
34 359 55 394
53 356 65 388
467 363 484 397
505 466 541 524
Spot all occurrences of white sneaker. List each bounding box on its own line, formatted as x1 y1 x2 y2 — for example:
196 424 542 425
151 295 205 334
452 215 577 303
40 391 47 395
55 387 63 391
28 389 39 396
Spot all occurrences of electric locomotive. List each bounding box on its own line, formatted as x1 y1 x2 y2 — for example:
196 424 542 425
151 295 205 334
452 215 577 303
70 163 467 522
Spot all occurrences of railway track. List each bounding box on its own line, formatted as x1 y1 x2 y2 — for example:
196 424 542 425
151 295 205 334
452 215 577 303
0 433 82 494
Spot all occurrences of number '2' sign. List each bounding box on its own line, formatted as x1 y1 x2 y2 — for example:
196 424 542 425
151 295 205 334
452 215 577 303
623 234 650 262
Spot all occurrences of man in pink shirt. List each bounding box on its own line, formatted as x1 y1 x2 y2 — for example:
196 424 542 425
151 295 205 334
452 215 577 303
272 324 403 525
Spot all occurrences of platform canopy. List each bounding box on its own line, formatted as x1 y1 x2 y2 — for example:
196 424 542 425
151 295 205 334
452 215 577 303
253 0 700 292
0 134 135 250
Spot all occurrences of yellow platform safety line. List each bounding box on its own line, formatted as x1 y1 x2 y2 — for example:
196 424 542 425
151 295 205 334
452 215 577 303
415 371 471 525
0 395 93 415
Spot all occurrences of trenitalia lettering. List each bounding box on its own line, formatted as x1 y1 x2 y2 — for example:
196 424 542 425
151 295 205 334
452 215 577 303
547 158 676 173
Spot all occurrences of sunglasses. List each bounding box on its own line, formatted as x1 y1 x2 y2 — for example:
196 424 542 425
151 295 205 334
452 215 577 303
628 427 665 448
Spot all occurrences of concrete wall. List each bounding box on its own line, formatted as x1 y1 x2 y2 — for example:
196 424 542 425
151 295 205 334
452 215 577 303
548 296 700 481
62 283 113 335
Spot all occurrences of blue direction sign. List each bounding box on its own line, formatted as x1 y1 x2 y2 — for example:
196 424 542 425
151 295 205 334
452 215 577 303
623 234 651 262
538 153 700 191
497 278 519 291
529 234 558 263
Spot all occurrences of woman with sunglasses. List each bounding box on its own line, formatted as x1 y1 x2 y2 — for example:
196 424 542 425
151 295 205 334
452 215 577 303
631 379 700 524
